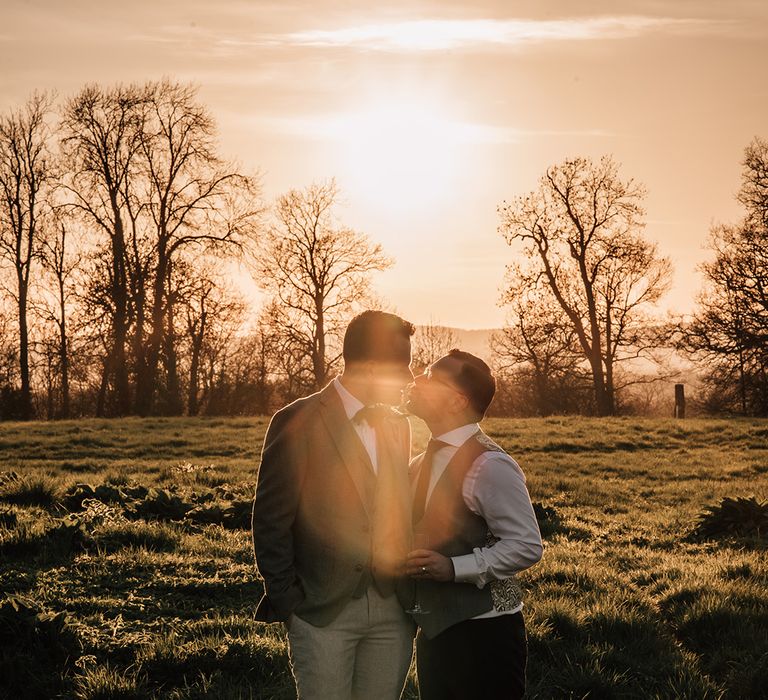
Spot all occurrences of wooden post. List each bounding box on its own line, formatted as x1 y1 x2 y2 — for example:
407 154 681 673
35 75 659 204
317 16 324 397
674 383 685 419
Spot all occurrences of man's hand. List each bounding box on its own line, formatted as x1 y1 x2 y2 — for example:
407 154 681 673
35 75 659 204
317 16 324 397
405 549 455 582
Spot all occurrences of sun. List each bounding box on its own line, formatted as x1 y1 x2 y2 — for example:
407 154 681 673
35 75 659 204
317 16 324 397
328 97 473 213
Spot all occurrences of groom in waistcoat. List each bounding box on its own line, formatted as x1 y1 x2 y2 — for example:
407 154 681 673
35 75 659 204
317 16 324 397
252 311 417 700
402 350 543 700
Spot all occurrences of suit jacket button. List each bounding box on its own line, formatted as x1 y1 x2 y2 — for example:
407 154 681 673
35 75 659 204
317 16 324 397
354 564 364 572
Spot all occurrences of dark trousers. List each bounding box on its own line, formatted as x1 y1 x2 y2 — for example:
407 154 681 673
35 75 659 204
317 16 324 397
416 612 527 700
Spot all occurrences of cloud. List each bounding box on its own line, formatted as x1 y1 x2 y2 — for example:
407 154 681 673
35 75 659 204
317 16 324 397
121 14 738 59
264 16 733 52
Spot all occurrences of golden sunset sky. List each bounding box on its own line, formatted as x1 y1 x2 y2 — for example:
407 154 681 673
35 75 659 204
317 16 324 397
2 0 767 328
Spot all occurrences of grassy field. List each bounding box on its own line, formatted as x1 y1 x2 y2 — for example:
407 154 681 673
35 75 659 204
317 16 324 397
1 415 766 699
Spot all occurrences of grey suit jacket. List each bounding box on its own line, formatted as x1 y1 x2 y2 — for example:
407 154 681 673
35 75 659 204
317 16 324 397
252 382 411 626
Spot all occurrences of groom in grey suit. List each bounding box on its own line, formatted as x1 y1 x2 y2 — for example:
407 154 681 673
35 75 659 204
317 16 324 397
252 311 416 700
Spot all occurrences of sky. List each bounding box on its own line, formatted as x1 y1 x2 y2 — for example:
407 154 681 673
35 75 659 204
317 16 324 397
2 0 767 329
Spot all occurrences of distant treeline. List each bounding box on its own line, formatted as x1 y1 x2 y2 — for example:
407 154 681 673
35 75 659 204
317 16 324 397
0 82 766 419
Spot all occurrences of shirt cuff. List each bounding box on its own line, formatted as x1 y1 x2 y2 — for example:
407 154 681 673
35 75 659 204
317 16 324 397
451 553 484 587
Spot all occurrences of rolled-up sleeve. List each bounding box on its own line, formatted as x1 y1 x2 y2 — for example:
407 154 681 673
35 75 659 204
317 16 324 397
451 453 543 588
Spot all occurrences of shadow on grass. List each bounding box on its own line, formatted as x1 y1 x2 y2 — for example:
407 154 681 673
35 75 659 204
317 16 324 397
139 580 265 617
528 603 723 699
533 502 594 542
538 440 657 454
135 631 292 697
0 518 87 562
659 585 768 698
0 595 82 700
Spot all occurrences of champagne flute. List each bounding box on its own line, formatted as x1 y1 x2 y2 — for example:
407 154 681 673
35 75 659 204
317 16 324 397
406 532 431 615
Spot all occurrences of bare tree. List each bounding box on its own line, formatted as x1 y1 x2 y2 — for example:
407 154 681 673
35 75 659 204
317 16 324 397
257 299 316 400
676 140 768 415
133 80 262 415
35 210 81 418
60 81 262 416
0 296 18 392
412 319 458 373
59 83 145 416
0 92 55 419
738 136 768 231
200 323 277 416
196 308 249 417
493 283 588 415
498 156 672 416
243 313 280 414
252 180 392 389
178 262 246 415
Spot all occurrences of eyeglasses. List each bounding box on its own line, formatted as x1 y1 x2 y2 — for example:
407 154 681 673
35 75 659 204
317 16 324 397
424 367 467 397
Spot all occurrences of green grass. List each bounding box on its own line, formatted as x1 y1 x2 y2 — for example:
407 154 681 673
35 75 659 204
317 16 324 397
0 471 60 508
0 415 766 698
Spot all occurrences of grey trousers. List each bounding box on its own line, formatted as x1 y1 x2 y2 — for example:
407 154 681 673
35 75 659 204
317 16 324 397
287 587 415 700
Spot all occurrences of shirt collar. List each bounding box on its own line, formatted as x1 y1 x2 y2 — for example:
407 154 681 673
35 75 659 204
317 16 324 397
434 423 480 448
333 377 365 421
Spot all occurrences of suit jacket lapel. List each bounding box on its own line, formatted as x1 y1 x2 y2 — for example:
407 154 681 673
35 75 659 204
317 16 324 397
319 383 376 515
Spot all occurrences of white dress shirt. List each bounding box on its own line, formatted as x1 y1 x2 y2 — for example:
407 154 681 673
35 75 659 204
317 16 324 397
333 377 378 473
423 423 543 617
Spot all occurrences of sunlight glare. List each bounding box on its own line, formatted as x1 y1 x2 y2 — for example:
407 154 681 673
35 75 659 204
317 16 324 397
330 98 478 213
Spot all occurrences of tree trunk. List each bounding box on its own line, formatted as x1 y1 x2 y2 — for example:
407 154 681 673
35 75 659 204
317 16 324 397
130 270 148 417
257 333 270 414
588 348 611 416
313 299 326 389
110 206 131 416
737 341 748 415
604 310 615 415
113 307 131 415
45 358 54 420
17 279 32 420
534 372 549 416
59 302 70 419
163 281 182 415
604 360 615 415
187 344 201 416
59 344 70 419
187 308 206 416
96 352 111 417
135 248 168 416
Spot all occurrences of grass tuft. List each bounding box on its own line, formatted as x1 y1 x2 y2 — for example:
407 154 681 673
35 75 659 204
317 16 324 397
94 520 183 553
0 472 59 509
690 496 768 542
0 516 88 560
73 663 146 700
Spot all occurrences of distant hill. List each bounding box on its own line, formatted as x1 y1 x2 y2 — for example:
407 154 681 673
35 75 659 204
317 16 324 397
416 326 497 362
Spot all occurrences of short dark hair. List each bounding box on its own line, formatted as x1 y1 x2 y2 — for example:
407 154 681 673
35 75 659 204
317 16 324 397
343 311 415 364
447 349 496 417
